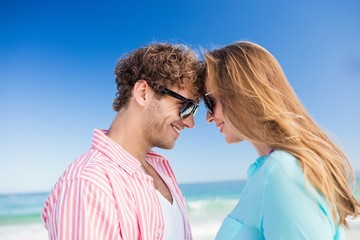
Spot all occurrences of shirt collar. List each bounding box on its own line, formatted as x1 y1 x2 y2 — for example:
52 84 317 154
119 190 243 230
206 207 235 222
247 148 277 177
247 154 268 177
91 129 167 175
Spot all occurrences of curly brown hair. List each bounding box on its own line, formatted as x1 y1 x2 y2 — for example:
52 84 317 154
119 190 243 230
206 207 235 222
113 43 205 111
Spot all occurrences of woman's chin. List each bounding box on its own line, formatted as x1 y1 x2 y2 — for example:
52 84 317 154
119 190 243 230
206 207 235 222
224 136 242 144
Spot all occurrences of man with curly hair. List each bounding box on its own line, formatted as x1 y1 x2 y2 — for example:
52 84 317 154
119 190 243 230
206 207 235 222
42 43 204 240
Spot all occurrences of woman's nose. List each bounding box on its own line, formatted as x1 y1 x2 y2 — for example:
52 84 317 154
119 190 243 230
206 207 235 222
206 111 214 123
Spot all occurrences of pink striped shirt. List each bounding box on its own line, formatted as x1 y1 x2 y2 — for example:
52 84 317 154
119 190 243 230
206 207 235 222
42 129 192 240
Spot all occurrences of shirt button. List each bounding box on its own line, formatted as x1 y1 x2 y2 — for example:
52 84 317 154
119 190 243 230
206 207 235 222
157 228 162 237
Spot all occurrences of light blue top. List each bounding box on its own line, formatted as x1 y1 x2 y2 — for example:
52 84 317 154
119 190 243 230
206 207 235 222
216 150 345 240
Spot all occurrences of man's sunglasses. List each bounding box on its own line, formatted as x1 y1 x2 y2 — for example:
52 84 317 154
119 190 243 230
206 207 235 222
160 88 199 119
203 92 215 116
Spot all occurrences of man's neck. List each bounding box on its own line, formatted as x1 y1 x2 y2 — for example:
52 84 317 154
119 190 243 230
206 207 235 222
106 111 150 164
107 112 173 204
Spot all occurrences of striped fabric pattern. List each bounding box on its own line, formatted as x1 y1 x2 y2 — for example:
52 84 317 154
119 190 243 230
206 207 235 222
42 129 192 240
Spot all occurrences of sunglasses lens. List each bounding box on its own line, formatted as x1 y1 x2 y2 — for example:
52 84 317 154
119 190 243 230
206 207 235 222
204 95 214 115
180 102 197 118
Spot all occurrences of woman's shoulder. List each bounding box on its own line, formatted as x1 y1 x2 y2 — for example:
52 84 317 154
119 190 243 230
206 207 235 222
259 150 304 184
264 150 299 170
268 149 297 163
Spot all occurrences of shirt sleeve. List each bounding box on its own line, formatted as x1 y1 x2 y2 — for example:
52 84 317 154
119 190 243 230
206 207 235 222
262 161 335 240
46 179 121 240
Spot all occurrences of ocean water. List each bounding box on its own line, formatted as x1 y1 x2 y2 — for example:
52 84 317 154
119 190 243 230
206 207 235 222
181 180 246 239
0 180 245 239
0 179 358 240
0 192 46 225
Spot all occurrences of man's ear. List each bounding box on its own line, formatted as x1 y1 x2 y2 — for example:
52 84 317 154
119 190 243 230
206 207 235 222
133 80 151 106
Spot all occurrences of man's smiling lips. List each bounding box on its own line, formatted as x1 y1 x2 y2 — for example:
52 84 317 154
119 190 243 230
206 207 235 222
172 124 182 135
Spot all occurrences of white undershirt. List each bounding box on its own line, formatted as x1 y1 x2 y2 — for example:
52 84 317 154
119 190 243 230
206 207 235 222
155 190 185 240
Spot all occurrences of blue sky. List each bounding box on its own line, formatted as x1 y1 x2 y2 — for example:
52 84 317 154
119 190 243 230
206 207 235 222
1 0 359 194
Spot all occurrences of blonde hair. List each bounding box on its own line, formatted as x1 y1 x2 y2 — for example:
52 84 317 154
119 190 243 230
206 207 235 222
204 41 360 226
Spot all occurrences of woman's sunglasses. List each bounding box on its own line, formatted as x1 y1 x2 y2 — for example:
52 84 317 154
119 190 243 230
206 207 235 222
160 88 199 119
203 92 215 116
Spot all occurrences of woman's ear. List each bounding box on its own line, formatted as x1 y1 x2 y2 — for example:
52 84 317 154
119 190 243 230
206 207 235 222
133 80 151 106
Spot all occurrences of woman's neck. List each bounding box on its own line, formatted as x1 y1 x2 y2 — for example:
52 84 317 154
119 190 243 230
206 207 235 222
252 143 272 156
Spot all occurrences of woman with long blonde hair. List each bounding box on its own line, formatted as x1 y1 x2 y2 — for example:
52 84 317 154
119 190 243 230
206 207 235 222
203 41 360 239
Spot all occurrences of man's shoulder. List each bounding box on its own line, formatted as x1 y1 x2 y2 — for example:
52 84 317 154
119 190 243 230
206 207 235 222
59 149 117 181
48 149 123 200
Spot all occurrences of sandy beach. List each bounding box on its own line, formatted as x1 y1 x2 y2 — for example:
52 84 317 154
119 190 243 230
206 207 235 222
346 217 360 240
0 223 47 240
0 217 359 240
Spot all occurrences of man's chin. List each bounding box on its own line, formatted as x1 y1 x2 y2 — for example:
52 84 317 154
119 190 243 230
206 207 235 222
156 142 176 150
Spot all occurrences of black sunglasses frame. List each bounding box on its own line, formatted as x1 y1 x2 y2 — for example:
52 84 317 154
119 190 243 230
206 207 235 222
160 88 199 118
203 92 215 116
